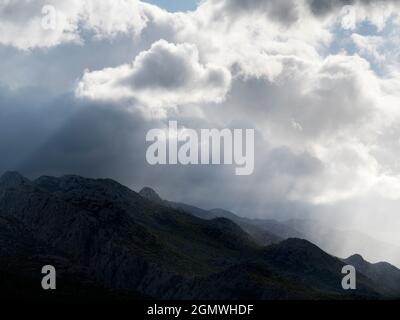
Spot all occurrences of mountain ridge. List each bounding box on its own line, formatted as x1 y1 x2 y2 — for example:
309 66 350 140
0 171 394 299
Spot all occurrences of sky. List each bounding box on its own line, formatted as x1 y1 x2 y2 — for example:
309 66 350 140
143 0 199 12
1 0 400 262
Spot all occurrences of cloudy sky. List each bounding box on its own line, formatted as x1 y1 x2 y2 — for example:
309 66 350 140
1 0 400 250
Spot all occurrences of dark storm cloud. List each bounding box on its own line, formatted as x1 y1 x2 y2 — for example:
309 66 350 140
306 0 398 16
217 0 398 23
307 0 355 16
0 85 148 186
218 0 300 24
308 0 400 17
0 82 322 219
0 33 144 96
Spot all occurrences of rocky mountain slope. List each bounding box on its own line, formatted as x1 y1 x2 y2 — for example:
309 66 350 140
0 172 392 299
343 254 400 297
140 187 297 246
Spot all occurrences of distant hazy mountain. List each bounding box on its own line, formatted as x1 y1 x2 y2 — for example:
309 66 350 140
0 172 392 299
144 185 400 270
139 187 297 246
285 219 400 268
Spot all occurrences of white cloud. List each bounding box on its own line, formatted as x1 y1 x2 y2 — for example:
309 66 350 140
352 34 384 63
0 0 150 50
76 39 231 116
0 0 82 49
80 0 149 38
69 0 400 204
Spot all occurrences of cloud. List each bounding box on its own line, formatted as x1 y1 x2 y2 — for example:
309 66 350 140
3 0 400 257
76 39 231 116
197 51 397 204
203 0 400 34
0 0 149 50
307 0 399 16
0 0 81 49
214 0 301 25
352 34 384 62
307 0 355 16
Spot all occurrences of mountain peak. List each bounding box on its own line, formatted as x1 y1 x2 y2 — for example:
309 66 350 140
210 208 232 216
139 187 163 203
345 254 367 265
0 171 31 189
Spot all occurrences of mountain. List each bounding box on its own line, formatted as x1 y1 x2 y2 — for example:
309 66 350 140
343 254 400 297
286 219 400 268
139 187 163 204
259 239 380 298
0 172 388 299
0 171 33 190
208 209 287 245
0 214 143 299
139 187 283 245
163 192 400 271
166 199 291 246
